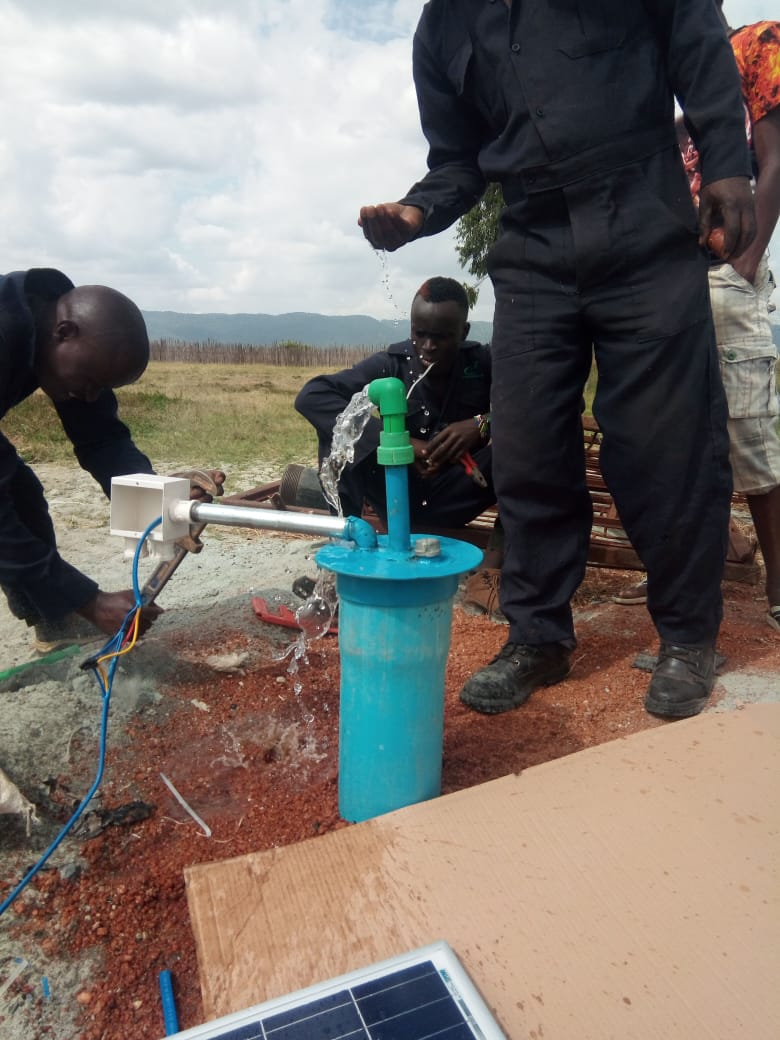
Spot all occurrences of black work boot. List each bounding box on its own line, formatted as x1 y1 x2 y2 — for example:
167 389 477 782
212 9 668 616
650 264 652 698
644 643 716 719
460 642 571 714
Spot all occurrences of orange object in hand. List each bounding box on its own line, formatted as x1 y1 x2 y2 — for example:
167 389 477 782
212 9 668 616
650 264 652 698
460 453 488 488
707 227 727 259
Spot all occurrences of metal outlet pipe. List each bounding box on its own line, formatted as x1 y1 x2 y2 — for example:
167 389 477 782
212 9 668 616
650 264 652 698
170 499 378 548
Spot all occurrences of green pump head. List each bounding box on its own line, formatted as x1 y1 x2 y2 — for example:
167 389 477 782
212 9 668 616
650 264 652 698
367 377 415 466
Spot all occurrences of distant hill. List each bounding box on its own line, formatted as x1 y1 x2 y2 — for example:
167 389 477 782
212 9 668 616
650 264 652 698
142 310 494 349
142 307 779 355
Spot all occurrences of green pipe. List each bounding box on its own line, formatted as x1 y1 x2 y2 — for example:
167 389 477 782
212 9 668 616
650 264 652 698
368 377 414 466
0 644 81 682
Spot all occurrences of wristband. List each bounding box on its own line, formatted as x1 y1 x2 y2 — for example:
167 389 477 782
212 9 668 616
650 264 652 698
474 413 491 439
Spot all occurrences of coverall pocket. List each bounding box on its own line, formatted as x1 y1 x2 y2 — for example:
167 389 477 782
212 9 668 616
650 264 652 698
633 161 699 238
558 1 626 56
446 36 507 131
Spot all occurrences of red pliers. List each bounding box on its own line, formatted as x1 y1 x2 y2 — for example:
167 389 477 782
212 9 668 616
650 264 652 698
460 452 488 488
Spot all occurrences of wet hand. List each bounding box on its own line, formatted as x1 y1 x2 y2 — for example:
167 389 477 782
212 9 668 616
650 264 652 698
358 203 423 252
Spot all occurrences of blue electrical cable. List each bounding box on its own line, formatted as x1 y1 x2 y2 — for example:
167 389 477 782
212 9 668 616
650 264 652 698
0 516 163 918
159 969 180 1034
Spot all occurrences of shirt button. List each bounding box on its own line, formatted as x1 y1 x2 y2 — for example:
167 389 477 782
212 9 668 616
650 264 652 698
535 107 544 117
511 43 520 52
726 350 737 360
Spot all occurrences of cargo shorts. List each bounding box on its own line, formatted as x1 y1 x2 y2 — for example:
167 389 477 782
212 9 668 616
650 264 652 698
709 256 780 494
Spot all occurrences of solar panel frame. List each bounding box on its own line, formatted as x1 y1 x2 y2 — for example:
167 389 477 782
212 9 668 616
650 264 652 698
164 941 507 1040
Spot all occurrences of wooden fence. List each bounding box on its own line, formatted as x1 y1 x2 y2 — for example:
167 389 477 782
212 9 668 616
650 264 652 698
149 338 379 368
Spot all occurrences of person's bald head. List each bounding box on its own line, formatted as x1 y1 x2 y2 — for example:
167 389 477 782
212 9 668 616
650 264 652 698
35 285 149 402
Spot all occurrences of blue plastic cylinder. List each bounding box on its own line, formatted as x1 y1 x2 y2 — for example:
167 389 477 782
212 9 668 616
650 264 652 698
317 534 483 823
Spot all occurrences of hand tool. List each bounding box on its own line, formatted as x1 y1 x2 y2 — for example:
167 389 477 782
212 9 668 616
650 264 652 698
139 470 223 606
460 452 488 488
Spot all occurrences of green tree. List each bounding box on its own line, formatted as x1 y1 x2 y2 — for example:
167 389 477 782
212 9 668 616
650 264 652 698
454 183 504 306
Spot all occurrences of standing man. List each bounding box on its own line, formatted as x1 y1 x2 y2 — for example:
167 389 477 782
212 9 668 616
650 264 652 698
359 1 755 719
714 4 780 632
0 268 223 654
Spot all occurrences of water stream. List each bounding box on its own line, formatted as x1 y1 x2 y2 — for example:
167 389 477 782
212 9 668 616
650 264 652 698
277 387 377 696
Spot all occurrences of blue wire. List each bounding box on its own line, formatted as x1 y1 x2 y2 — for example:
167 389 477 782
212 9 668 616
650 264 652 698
0 515 163 918
159 969 180 1034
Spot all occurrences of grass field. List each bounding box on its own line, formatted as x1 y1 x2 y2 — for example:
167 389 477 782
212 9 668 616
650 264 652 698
1 355 601 476
1 361 325 472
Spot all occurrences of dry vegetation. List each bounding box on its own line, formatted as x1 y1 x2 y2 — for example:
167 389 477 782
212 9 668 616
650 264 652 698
1 344 367 471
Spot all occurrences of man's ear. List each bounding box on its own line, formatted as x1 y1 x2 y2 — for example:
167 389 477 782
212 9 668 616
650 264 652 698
55 319 80 342
462 321 471 340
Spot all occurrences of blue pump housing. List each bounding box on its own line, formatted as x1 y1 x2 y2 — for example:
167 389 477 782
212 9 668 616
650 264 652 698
316 377 484 822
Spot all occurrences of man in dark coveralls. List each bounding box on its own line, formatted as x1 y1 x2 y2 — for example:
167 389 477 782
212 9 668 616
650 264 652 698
0 268 222 654
359 1 756 719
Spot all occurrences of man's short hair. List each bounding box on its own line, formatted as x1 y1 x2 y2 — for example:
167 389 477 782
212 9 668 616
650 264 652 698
414 276 469 318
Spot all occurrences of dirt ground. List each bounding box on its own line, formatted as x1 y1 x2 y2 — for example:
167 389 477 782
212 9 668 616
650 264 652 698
0 464 778 1040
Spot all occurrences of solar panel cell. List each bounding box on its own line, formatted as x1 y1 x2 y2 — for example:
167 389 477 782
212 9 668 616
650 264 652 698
164 942 505 1040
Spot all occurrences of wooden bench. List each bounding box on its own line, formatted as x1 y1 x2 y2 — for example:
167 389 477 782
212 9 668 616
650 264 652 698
225 419 761 583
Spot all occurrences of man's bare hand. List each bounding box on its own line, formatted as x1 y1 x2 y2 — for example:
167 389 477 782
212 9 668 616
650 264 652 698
358 203 423 252
171 469 226 502
422 420 481 469
77 590 163 638
698 176 756 260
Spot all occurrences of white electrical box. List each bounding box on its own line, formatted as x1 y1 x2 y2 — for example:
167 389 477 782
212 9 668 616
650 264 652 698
110 474 191 560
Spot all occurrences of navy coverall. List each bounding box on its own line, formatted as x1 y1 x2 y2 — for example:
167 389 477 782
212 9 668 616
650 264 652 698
295 339 495 527
0 269 153 625
399 0 752 648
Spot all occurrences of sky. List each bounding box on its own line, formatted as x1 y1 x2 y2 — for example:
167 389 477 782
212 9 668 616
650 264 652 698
0 0 776 325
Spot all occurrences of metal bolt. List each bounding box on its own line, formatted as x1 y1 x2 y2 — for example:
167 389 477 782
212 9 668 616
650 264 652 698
414 537 441 557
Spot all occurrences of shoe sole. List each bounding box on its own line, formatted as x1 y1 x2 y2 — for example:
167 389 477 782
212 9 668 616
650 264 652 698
460 661 572 715
612 595 647 605
34 633 103 656
644 693 710 719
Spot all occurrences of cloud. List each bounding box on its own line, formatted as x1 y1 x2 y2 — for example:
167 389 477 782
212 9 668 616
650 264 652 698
0 0 480 320
0 0 775 326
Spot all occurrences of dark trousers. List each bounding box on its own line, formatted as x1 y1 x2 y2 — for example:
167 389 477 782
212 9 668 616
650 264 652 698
488 153 732 647
336 443 496 531
0 452 57 624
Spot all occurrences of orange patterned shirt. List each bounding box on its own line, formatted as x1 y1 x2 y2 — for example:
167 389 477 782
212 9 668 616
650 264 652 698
729 21 780 127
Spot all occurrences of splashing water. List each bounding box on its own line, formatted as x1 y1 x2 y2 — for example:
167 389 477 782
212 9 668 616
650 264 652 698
274 570 339 695
319 386 375 515
374 249 407 325
406 361 436 400
275 385 374 700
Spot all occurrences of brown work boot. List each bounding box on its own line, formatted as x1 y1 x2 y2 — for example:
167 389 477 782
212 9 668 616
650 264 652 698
33 614 102 655
462 568 505 622
612 577 648 605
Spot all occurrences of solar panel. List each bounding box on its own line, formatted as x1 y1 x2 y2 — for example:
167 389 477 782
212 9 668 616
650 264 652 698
166 941 507 1040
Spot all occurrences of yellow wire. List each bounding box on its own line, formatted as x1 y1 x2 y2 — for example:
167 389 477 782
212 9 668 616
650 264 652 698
93 608 143 683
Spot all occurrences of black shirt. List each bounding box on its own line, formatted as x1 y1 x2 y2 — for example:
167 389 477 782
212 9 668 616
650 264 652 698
399 0 751 235
295 340 491 467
